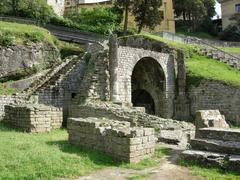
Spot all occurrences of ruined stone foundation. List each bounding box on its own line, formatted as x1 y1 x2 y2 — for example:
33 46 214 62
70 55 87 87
3 104 63 132
68 118 155 163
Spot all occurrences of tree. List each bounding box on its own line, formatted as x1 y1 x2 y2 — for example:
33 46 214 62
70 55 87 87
173 0 215 32
132 0 162 33
114 0 133 35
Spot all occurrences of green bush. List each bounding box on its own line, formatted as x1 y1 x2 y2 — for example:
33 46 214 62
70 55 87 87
64 6 123 34
0 31 15 46
25 32 45 43
220 25 240 42
57 41 84 59
0 0 55 24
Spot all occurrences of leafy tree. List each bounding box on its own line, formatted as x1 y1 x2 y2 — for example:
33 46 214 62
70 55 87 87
132 0 162 33
173 0 216 31
220 14 240 41
114 0 134 35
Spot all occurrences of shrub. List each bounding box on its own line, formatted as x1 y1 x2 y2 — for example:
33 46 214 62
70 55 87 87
0 31 15 46
65 6 123 34
220 25 240 42
25 32 45 43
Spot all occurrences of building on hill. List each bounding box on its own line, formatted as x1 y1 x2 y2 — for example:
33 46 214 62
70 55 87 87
47 0 65 16
217 0 240 29
64 0 175 33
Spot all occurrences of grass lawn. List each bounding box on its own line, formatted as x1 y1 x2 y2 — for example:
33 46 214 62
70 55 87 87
0 123 169 179
0 83 19 95
221 47 240 54
178 160 240 180
186 53 240 87
0 21 56 46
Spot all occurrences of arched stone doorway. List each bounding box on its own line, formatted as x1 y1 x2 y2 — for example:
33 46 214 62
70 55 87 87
131 57 166 116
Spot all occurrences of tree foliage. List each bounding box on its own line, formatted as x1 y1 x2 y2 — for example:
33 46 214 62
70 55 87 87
0 0 56 24
114 0 134 35
173 0 216 31
132 0 163 33
220 14 240 42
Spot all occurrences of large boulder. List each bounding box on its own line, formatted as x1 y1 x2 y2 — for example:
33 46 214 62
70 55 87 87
195 110 229 130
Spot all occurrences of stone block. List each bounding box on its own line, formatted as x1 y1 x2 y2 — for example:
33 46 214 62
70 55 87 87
195 110 229 130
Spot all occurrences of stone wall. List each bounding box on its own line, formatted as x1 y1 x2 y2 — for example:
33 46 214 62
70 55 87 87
188 80 240 125
3 104 63 132
68 117 155 163
70 100 194 131
0 95 24 119
0 44 59 78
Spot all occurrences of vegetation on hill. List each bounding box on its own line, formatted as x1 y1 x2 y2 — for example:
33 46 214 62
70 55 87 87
0 21 56 46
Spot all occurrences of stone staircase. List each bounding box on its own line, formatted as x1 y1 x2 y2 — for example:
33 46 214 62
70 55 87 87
197 46 240 69
22 56 81 99
181 128 240 171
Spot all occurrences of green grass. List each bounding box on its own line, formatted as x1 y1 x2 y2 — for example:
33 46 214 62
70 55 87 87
0 82 19 95
0 21 56 46
186 53 240 87
0 123 119 179
135 33 240 87
178 160 240 180
0 123 169 179
221 47 240 54
57 41 84 59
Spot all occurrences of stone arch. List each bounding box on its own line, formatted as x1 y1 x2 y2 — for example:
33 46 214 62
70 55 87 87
131 57 166 116
109 36 176 118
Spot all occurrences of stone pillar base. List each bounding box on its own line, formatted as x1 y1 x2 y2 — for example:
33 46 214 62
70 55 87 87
174 95 191 120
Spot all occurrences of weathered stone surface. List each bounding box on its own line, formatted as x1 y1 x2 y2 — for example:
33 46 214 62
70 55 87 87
0 44 59 78
196 128 240 141
67 117 155 163
195 110 229 130
190 138 240 155
3 104 62 132
189 80 240 125
180 150 240 172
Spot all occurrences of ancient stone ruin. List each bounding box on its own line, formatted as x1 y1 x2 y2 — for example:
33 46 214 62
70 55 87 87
68 118 155 163
181 110 240 171
0 35 239 163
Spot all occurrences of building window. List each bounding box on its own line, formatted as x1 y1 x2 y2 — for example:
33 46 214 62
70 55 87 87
236 4 240 13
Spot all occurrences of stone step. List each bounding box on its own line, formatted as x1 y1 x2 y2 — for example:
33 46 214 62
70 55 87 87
190 138 240 155
180 150 240 171
197 128 240 141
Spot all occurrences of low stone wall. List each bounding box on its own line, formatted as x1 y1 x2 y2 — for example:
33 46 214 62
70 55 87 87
3 104 63 132
68 117 155 163
188 80 240 125
0 95 24 119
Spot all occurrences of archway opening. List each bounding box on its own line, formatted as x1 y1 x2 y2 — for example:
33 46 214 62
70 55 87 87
132 89 155 114
131 57 165 116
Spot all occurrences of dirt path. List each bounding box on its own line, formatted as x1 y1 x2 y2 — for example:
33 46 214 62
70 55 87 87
77 144 204 180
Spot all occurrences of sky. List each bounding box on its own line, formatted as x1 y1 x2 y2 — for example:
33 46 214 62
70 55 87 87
214 0 222 19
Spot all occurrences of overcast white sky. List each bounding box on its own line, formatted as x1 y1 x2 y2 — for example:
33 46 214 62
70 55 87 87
214 0 222 19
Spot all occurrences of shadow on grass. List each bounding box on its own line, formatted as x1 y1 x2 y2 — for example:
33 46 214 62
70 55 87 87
0 121 21 132
47 140 123 167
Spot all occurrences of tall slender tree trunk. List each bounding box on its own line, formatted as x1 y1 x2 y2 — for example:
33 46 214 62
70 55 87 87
123 1 129 36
